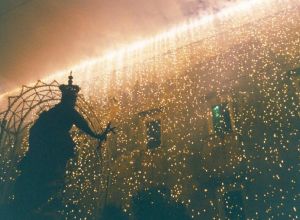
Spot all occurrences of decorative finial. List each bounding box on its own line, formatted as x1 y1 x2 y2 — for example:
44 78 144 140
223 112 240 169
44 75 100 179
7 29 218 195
68 71 73 86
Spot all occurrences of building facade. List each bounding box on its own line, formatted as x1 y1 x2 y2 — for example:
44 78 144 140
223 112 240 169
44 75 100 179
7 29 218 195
97 5 300 219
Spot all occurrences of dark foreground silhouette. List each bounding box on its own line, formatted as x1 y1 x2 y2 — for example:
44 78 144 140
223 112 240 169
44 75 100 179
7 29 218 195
131 186 191 220
12 74 115 219
99 186 191 220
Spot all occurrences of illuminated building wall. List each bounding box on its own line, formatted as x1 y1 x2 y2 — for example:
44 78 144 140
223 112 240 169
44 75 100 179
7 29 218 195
102 50 299 219
90 2 300 219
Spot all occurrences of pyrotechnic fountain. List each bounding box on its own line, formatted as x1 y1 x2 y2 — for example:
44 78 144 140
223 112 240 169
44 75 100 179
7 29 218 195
0 0 300 219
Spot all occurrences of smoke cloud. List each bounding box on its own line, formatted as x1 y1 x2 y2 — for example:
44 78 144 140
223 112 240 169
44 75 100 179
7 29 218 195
0 0 240 93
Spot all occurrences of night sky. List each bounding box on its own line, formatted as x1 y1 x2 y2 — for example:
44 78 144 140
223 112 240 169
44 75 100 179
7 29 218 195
0 0 238 93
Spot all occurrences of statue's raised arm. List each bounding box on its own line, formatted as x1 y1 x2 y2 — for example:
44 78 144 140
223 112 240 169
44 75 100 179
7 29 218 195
73 110 116 142
59 72 115 141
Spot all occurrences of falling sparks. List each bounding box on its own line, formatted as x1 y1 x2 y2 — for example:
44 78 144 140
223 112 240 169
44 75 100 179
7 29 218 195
0 0 300 219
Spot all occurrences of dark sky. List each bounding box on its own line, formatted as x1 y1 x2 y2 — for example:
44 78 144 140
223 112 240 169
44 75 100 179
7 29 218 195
0 0 236 93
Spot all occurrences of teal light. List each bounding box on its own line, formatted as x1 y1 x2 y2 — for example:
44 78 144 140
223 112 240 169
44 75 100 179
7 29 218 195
213 105 221 118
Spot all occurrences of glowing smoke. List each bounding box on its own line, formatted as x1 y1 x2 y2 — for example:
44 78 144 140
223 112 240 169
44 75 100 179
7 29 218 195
0 0 246 93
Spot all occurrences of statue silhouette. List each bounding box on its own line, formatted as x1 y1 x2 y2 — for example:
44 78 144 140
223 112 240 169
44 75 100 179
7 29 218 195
13 74 115 219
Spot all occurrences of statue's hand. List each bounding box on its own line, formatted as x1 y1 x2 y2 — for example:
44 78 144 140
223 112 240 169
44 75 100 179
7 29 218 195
96 122 116 142
105 122 116 135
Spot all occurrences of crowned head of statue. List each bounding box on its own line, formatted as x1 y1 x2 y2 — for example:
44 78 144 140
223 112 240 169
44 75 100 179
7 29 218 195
59 72 80 108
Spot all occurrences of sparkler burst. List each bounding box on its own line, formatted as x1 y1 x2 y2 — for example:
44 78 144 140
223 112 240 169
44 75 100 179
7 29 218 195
0 0 300 219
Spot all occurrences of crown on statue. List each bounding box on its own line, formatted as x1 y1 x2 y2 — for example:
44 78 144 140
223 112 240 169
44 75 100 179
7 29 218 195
59 72 80 97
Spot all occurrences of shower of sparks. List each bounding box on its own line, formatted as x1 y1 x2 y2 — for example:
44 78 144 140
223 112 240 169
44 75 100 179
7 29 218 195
0 0 300 219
